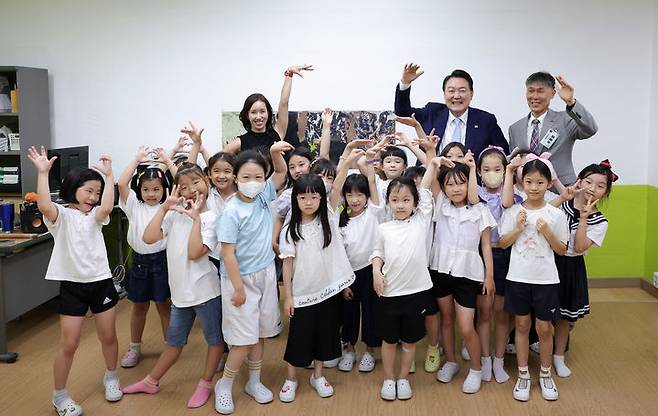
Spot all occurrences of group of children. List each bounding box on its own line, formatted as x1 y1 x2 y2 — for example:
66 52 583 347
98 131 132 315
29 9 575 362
31 66 618 416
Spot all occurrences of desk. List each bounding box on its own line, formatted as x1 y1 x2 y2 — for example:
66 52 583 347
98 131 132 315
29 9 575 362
0 232 56 363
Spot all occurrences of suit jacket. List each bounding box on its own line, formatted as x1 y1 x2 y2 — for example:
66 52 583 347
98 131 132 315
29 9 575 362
394 85 509 159
508 100 598 185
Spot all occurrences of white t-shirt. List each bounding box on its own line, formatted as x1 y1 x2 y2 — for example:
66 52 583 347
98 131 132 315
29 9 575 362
559 200 608 257
340 201 385 271
162 210 220 307
430 193 497 282
370 188 434 297
44 204 112 283
279 207 355 308
119 190 166 254
375 176 394 221
500 203 569 285
206 187 234 218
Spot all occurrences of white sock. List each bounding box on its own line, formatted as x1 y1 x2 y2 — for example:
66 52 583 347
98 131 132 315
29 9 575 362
480 356 492 382
493 356 510 383
552 355 572 377
129 342 141 353
53 389 70 407
518 366 530 380
104 369 118 383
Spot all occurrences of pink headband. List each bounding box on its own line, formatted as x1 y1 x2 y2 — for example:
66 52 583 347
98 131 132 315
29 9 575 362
516 152 558 183
478 145 506 161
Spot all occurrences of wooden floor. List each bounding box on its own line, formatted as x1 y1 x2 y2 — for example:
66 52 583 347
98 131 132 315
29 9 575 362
1 288 657 416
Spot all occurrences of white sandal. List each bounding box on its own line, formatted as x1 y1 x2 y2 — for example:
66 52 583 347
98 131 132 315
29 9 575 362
338 351 356 372
358 351 376 372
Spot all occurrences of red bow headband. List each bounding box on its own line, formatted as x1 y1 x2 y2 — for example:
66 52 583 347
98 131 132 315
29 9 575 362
598 159 619 182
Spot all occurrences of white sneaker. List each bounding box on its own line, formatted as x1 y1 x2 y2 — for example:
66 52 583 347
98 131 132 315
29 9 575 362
309 374 334 398
396 379 412 400
53 398 83 416
539 375 559 401
120 349 141 368
323 358 340 368
380 379 396 401
245 381 273 404
358 351 376 372
513 377 531 402
462 369 482 394
437 361 459 383
530 342 540 354
214 387 234 414
104 377 123 402
278 379 298 403
461 343 470 361
338 351 356 372
481 356 493 382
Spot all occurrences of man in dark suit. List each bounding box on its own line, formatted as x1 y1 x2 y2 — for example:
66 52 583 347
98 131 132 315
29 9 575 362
394 64 509 158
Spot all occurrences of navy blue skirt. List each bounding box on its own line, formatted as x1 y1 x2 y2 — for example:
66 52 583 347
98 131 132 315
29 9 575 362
555 254 589 322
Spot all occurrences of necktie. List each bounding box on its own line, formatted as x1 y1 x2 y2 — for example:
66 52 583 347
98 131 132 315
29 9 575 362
530 119 540 153
452 118 463 142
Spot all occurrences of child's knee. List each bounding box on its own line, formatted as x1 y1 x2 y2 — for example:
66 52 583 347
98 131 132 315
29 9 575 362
97 329 117 345
516 318 531 334
535 322 552 340
60 338 80 355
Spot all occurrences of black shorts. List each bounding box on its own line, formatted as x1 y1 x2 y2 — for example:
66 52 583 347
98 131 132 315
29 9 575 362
284 293 342 367
492 247 511 296
430 270 480 309
59 279 119 317
504 280 560 321
376 290 430 344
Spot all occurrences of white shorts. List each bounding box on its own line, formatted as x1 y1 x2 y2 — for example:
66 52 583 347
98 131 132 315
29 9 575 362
221 262 282 346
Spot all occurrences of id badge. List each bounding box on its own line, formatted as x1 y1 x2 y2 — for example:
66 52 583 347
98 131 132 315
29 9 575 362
540 128 559 149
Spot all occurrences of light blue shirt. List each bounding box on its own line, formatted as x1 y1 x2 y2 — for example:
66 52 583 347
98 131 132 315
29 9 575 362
217 178 277 276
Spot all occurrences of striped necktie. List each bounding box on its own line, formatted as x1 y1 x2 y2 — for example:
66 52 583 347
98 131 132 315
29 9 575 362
530 119 540 153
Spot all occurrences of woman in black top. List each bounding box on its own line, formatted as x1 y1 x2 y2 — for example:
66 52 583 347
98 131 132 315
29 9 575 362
224 64 313 154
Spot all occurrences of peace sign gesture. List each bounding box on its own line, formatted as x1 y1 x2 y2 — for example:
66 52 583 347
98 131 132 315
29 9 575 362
556 75 576 106
401 63 424 85
286 64 314 78
579 197 598 220
181 121 204 144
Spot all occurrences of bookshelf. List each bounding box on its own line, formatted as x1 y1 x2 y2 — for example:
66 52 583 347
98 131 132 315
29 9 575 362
0 67 51 196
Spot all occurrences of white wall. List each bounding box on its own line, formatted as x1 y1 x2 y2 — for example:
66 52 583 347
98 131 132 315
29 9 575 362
0 0 655 185
649 1 658 188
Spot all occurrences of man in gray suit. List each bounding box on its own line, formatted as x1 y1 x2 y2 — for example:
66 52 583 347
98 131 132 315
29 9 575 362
508 72 598 185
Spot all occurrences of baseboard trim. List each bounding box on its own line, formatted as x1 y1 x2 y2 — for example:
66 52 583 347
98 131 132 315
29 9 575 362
588 277 658 298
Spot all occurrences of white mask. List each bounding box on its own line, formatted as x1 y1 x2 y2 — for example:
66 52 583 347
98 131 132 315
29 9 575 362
237 180 265 198
481 171 504 189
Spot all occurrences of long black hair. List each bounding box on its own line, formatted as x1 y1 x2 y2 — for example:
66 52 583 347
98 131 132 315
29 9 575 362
339 173 370 227
287 173 332 248
239 93 276 133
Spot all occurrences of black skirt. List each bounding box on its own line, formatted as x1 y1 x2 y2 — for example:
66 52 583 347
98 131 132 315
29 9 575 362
555 254 590 322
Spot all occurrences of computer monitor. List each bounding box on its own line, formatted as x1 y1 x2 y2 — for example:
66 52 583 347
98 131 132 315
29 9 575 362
47 146 89 191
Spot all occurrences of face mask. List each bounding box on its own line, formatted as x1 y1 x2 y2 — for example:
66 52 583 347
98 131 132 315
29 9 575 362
237 181 265 198
482 171 504 188
323 181 332 194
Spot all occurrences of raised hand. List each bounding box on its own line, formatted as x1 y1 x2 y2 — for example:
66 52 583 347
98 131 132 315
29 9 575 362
579 197 599 220
516 209 527 230
347 138 374 151
560 179 581 202
180 192 205 219
171 136 188 153
414 128 440 151
321 108 334 126
556 75 575 106
395 113 421 128
287 64 314 78
394 131 412 147
507 155 523 172
347 148 366 162
135 145 150 163
93 156 113 177
432 156 456 168
27 145 57 173
463 150 476 169
270 140 295 154
401 63 424 84
181 121 204 144
163 185 185 211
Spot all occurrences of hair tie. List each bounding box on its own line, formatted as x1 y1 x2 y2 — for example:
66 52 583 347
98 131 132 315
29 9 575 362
599 159 619 182
478 145 506 161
